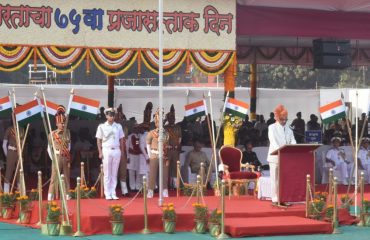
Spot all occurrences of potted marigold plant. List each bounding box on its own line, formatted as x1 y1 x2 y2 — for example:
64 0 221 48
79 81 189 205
314 191 328 202
109 204 124 235
162 203 176 233
29 189 38 201
17 195 32 224
192 203 208 233
1 192 17 219
362 199 370 226
325 205 334 222
208 208 222 237
308 198 325 220
46 201 61 236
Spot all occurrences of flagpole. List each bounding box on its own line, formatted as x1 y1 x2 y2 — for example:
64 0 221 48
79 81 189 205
207 90 219 189
215 91 230 151
158 0 164 207
355 90 359 217
10 123 29 193
40 86 70 226
10 89 26 196
64 89 74 170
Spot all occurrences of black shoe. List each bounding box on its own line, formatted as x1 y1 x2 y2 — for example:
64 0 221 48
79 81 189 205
280 202 291 207
271 202 278 206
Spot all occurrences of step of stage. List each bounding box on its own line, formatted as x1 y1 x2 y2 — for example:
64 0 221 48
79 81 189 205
224 216 333 237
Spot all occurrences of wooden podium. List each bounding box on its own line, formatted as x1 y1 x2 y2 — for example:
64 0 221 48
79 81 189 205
271 144 321 203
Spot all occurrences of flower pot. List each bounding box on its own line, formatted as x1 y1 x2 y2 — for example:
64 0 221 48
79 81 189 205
208 222 221 237
362 213 370 226
47 222 60 236
110 220 124 235
2 207 13 219
19 210 32 224
163 220 176 233
194 220 207 234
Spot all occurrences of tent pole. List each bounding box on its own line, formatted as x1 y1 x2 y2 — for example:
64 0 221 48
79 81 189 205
158 0 164 207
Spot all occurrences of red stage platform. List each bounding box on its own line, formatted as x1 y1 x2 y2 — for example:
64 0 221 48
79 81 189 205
0 193 357 237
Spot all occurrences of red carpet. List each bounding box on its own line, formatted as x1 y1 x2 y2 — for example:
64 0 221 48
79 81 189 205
0 194 357 237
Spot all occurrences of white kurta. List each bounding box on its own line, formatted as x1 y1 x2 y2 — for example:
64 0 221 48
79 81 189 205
139 131 150 175
127 133 141 171
267 122 296 203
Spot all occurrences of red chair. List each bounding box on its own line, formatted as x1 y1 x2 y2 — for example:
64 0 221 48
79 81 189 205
219 145 259 197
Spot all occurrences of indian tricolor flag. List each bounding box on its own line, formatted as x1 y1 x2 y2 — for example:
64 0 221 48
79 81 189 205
185 100 206 120
40 99 59 117
0 96 12 118
68 95 100 119
225 98 249 118
14 99 42 126
320 99 346 124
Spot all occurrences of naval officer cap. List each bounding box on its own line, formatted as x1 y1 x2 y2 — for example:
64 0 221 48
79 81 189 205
104 107 116 116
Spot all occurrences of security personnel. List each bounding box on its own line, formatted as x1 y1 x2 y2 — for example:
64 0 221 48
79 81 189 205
146 109 169 198
96 108 125 200
358 137 370 183
2 117 24 193
48 106 71 201
164 105 182 189
325 136 352 185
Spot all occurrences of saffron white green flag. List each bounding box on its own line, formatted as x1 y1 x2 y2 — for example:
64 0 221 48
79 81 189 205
0 96 12 118
68 95 100 120
40 99 59 117
14 99 43 126
184 100 206 120
320 99 346 124
225 97 249 118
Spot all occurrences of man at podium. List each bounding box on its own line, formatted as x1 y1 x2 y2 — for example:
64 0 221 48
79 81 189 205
267 105 296 206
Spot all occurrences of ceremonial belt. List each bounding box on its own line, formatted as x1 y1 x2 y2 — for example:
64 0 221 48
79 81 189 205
151 150 159 154
8 146 17 151
166 145 179 150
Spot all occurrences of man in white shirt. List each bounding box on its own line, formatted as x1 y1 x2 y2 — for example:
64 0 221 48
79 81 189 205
96 108 125 200
267 105 296 206
358 137 370 183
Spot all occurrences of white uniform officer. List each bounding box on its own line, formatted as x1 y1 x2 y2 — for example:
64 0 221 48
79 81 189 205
358 138 370 183
325 136 352 185
96 108 125 200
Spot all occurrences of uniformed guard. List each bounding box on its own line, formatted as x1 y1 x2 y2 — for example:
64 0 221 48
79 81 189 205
146 109 169 198
47 106 71 201
325 136 353 185
358 137 370 183
126 124 142 191
2 116 24 193
96 107 125 200
164 105 182 189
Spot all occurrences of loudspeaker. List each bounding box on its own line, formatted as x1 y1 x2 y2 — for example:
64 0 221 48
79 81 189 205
313 39 352 69
313 54 351 69
313 39 351 55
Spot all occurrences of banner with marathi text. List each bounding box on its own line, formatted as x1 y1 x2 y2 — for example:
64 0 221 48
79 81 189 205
0 0 236 50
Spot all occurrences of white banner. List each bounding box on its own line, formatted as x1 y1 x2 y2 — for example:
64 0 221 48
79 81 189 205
0 0 236 50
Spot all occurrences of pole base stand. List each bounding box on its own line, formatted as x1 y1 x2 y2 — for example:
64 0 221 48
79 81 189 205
141 228 152 234
73 230 85 237
59 224 73 236
217 232 230 239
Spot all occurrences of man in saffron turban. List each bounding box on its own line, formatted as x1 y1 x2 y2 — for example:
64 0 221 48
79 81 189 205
267 105 296 206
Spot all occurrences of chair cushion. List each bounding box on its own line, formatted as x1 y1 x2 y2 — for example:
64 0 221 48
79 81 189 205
229 171 258 180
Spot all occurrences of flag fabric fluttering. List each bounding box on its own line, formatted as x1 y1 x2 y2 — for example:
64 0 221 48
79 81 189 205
184 100 206 120
68 95 100 120
320 99 346 124
0 96 12 118
40 99 59 117
14 99 43 126
225 97 249 118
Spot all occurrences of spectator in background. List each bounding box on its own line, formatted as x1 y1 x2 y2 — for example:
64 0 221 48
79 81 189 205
96 107 106 121
307 114 321 131
290 112 305 143
266 112 276 126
